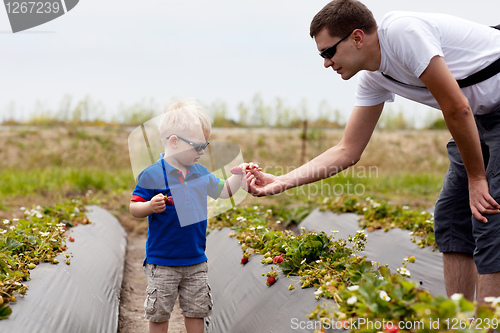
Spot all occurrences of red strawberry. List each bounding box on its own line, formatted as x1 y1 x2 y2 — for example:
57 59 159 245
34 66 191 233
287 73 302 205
240 257 249 265
230 166 244 174
249 165 263 171
266 276 276 286
231 163 263 175
383 323 399 333
165 196 173 206
69 237 75 242
338 320 350 329
61 246 67 251
245 163 262 172
273 255 284 264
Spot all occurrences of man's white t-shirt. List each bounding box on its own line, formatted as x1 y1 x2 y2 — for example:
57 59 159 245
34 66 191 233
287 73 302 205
355 11 500 115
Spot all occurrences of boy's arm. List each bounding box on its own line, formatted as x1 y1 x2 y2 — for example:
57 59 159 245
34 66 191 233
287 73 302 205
219 174 244 199
420 55 500 222
219 163 260 199
130 193 166 218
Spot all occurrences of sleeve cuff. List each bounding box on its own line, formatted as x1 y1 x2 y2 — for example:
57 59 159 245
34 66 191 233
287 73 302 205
131 194 147 202
214 179 225 199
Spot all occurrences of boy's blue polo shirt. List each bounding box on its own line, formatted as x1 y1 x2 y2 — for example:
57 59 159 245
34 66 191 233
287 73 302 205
132 153 225 266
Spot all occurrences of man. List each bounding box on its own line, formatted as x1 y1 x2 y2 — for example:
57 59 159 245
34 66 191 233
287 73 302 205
247 0 500 305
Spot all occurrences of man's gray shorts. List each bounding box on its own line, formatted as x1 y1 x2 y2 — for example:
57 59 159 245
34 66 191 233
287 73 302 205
434 110 500 274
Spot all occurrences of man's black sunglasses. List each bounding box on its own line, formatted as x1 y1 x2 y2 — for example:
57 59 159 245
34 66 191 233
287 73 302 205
319 25 365 59
166 135 210 152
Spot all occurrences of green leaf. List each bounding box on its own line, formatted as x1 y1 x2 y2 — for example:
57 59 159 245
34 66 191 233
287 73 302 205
391 284 404 300
27 236 39 245
437 299 457 318
392 304 410 317
350 271 362 284
378 266 391 280
360 261 372 273
0 305 12 320
358 284 374 302
457 297 475 312
368 302 380 314
6 238 23 251
310 240 323 248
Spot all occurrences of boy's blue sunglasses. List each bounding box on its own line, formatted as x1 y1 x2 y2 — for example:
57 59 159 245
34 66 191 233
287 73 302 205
166 135 210 152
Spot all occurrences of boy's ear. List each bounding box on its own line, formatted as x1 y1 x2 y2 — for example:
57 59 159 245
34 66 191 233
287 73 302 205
167 135 178 148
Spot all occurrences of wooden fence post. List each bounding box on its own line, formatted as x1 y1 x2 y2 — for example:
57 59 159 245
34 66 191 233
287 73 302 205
301 120 308 165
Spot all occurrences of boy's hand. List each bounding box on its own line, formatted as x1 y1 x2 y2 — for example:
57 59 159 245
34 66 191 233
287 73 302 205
227 162 262 194
150 193 167 213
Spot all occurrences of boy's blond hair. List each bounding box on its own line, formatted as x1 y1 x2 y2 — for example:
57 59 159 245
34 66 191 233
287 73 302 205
159 99 212 142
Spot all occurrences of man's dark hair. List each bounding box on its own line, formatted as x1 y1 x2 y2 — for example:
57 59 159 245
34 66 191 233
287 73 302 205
310 0 377 38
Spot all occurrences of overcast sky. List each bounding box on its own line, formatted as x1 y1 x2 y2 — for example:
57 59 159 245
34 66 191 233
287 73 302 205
1 0 499 125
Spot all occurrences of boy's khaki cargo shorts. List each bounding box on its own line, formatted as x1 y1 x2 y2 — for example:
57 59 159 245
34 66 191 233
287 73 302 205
144 261 212 322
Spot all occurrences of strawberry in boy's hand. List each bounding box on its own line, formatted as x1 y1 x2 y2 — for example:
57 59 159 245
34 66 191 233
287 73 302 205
164 196 173 206
230 162 262 175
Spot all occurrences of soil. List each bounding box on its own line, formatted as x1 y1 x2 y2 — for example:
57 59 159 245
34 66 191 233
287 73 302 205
118 234 187 333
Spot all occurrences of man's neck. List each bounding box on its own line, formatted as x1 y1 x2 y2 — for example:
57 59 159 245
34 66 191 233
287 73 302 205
364 31 381 71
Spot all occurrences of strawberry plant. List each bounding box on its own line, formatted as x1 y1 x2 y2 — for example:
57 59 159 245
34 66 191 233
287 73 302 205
318 196 436 248
209 204 313 232
310 264 500 332
0 197 89 319
233 216 371 288
215 200 500 332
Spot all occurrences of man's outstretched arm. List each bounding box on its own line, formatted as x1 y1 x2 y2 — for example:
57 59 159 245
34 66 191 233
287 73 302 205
247 103 384 196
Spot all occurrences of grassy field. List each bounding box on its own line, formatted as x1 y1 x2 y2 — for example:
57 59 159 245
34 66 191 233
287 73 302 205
0 125 452 234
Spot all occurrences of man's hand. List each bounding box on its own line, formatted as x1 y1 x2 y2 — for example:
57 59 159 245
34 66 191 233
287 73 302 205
150 193 166 214
469 178 500 223
245 170 287 197
221 162 262 197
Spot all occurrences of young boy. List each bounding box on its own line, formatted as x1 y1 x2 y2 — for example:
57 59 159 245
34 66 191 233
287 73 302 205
130 99 252 333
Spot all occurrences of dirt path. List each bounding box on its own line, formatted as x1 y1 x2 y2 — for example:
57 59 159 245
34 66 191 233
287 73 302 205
118 234 186 333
